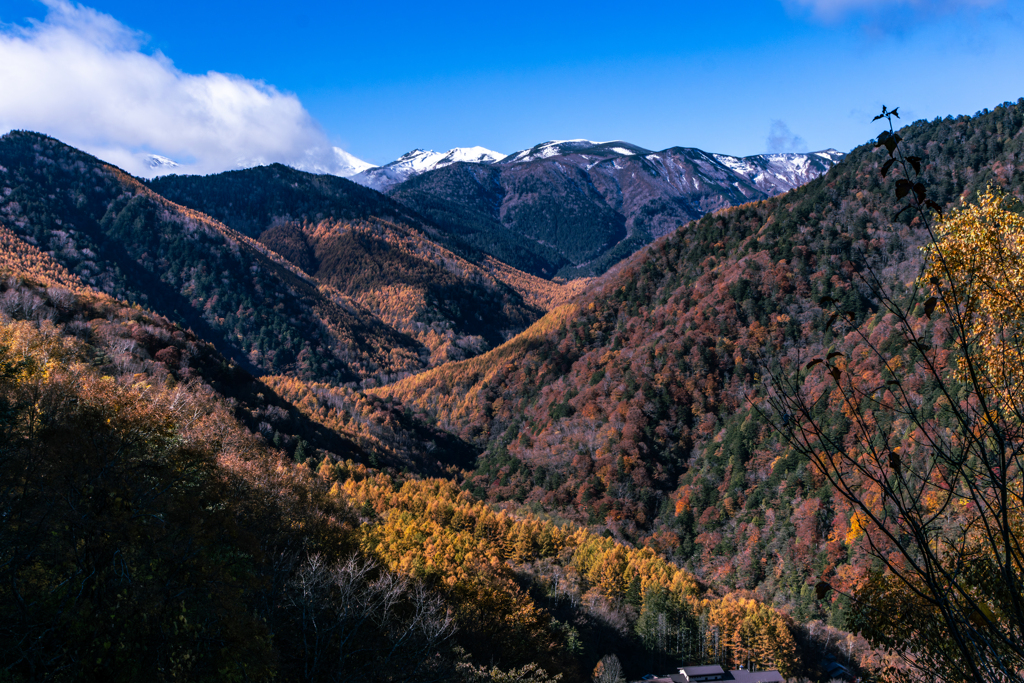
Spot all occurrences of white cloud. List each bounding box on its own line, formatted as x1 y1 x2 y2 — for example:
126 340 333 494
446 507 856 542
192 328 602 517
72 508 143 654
766 120 807 153
0 0 344 177
784 0 1003 22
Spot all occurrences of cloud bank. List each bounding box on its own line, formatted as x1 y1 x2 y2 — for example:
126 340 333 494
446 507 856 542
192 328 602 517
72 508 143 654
0 0 342 177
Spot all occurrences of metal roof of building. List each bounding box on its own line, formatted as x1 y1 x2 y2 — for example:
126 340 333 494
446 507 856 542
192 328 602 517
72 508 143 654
679 665 726 677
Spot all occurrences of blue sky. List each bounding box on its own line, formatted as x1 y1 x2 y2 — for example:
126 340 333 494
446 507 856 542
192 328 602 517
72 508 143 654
1 0 1023 175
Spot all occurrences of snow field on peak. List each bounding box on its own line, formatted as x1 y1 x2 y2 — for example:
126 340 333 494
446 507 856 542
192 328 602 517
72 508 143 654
347 145 506 191
146 154 179 170
331 147 374 176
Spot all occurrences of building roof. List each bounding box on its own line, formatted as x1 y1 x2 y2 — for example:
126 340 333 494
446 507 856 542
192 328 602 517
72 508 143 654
680 666 726 676
668 666 785 683
728 670 785 683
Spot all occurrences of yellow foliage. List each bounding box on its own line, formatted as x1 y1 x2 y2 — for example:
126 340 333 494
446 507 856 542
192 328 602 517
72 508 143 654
922 187 1024 413
321 461 801 676
846 510 867 545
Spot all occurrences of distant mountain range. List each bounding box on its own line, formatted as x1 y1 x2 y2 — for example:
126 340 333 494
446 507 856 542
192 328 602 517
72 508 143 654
144 138 842 281
332 139 842 195
385 140 844 278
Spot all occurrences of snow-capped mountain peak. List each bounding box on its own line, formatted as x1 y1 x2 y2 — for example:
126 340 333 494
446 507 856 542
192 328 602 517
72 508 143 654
331 147 374 176
348 146 505 192
293 147 374 177
502 140 602 163
436 146 506 166
811 149 844 162
709 149 845 193
145 154 179 172
501 140 656 164
345 138 843 194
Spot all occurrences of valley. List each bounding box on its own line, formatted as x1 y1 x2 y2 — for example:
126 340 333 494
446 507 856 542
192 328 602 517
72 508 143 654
0 99 1022 682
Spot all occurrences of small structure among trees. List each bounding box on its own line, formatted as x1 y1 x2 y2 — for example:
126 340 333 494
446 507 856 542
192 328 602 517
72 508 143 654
644 663 784 683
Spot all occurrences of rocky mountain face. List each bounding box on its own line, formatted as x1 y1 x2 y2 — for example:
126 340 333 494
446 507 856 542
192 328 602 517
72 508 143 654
387 140 843 278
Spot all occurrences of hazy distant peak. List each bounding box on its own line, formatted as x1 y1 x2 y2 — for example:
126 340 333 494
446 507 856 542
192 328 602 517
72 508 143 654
331 147 375 176
292 146 374 177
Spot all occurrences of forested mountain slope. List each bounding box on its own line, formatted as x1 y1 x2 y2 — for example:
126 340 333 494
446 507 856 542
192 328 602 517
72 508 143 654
6 97 1022 680
255 217 541 366
148 163 435 240
0 131 436 385
149 164 583 364
378 100 1024 622
0 257 825 681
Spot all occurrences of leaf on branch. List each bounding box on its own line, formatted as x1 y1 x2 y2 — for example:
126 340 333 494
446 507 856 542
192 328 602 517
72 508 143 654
907 156 922 174
915 341 931 353
913 182 927 204
827 351 845 360
890 107 899 118
875 131 891 146
970 603 998 627
884 137 900 157
923 297 938 319
845 312 856 322
880 158 896 178
929 276 941 286
815 580 832 600
895 179 912 199
886 379 900 386
889 451 902 478
806 358 824 370
827 312 839 328
830 367 842 382
819 296 837 306
925 199 943 216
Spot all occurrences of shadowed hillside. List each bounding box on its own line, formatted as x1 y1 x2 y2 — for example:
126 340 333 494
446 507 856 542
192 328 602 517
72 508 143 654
0 130 427 384
150 164 588 364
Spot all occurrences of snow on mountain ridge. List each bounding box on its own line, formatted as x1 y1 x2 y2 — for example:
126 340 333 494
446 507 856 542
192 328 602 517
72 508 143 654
708 149 844 193
293 147 374 177
437 146 506 165
331 147 374 176
145 154 179 172
346 139 844 194
502 140 620 163
349 146 506 191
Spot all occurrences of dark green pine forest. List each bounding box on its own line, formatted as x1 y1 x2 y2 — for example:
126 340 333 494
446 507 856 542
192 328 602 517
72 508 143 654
0 98 1023 682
